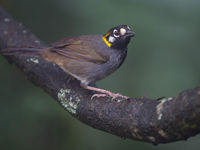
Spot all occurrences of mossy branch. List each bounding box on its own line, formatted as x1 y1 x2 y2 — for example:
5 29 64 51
0 6 200 145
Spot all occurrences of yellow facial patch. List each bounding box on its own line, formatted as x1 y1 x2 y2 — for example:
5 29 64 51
102 32 111 47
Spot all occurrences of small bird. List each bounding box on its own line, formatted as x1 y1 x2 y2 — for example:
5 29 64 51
1 25 135 99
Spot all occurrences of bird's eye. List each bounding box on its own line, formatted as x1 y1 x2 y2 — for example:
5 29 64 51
113 29 120 38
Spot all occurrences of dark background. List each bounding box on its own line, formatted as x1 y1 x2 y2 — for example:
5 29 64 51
0 0 200 149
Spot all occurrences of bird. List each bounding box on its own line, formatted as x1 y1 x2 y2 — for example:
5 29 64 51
1 25 135 99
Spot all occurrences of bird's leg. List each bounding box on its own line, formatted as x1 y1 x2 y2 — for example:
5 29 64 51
83 85 129 99
66 76 75 84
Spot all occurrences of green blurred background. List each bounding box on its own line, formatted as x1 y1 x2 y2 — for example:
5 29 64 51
0 0 200 149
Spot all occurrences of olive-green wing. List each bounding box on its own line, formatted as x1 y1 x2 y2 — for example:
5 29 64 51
50 36 109 64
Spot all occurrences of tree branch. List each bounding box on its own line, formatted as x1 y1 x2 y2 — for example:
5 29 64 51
0 6 200 145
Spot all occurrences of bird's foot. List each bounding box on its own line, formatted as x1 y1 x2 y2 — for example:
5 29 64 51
83 85 129 100
91 92 129 100
91 94 107 99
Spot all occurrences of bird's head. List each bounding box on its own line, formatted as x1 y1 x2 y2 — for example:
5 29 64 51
102 25 135 50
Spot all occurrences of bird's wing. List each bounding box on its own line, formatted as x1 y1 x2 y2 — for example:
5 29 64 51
50 36 109 64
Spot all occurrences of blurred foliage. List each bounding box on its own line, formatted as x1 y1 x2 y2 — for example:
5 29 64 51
0 0 200 149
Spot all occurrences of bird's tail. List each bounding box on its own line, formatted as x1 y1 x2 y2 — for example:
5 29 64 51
0 46 42 56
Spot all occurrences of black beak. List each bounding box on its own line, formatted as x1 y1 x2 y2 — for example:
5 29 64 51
125 30 135 37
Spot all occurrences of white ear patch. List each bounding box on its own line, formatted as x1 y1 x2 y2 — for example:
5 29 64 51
108 36 115 43
120 28 126 35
